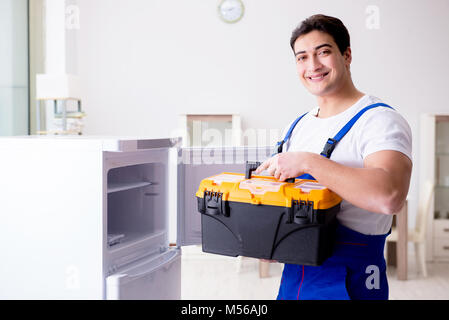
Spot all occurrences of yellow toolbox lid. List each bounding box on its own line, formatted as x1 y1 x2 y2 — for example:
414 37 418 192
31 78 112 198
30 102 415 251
196 173 341 210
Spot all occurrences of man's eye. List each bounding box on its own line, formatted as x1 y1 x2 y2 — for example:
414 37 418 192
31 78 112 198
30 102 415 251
319 50 330 55
297 56 306 62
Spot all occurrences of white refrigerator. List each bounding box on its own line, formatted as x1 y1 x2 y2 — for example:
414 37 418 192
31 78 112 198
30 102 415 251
0 136 270 299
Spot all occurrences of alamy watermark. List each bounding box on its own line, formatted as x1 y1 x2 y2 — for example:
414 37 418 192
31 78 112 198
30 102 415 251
170 125 280 165
366 5 381 30
65 265 80 290
365 265 380 290
66 4 80 30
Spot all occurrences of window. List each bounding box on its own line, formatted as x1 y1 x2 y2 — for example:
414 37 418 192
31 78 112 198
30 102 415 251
0 0 29 136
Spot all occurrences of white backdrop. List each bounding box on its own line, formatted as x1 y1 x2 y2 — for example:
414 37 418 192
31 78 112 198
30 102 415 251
71 0 449 228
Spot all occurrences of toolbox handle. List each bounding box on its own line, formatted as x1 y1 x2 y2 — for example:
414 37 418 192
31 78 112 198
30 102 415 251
245 161 261 179
245 161 295 183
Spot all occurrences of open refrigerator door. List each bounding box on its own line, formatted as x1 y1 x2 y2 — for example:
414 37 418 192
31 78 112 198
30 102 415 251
103 137 182 300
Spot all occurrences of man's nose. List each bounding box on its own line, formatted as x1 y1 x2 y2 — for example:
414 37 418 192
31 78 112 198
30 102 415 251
308 55 323 72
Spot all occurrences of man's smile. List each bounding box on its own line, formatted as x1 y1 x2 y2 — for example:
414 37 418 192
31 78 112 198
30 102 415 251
306 72 330 82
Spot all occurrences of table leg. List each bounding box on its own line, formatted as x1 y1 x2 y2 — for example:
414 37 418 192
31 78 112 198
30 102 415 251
396 202 408 280
259 260 270 278
387 241 396 266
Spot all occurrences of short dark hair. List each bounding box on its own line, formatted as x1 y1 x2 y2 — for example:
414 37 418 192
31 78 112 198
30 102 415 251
290 14 350 55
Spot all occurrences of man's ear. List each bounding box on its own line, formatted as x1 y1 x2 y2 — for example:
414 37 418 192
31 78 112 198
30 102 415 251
343 47 352 67
342 47 352 72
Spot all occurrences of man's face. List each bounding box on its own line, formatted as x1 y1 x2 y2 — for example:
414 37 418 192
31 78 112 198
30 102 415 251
293 30 351 97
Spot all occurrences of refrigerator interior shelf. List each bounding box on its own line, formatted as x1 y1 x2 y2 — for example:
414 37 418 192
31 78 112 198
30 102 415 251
107 181 153 193
108 234 125 247
107 229 166 251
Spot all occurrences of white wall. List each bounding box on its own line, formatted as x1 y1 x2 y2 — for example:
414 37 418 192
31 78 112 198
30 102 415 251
74 0 449 227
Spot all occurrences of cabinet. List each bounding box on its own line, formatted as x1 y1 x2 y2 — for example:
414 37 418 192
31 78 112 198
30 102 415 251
178 114 241 147
420 114 449 261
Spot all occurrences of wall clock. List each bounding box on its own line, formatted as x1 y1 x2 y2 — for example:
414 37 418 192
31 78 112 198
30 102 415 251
218 0 245 24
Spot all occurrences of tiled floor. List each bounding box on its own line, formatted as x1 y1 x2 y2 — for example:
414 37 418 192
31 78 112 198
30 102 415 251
388 261 449 300
180 246 449 300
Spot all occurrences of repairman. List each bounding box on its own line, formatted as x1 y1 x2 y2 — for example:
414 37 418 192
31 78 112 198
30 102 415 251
255 14 412 300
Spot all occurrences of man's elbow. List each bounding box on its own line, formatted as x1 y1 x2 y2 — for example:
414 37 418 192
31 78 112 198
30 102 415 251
379 191 406 215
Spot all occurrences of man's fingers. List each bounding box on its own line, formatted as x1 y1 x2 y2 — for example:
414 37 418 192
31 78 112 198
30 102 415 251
274 168 282 180
255 160 270 173
256 155 279 174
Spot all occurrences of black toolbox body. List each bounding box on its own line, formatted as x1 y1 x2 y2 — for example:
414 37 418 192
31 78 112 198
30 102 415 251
196 166 342 266
198 194 340 266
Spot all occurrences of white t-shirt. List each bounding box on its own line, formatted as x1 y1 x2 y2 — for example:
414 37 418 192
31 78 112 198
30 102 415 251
282 95 412 235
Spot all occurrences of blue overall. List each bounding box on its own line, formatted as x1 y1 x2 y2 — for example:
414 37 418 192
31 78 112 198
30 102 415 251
276 103 393 300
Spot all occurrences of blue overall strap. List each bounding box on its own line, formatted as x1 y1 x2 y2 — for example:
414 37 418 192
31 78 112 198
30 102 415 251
320 103 394 158
277 102 394 181
276 112 308 154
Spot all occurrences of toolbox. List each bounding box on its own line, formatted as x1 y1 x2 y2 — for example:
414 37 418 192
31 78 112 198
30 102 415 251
196 162 342 266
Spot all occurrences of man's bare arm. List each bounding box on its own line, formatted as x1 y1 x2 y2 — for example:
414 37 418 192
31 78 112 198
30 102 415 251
256 150 412 215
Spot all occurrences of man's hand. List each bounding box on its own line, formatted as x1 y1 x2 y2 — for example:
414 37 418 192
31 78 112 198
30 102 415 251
255 152 317 181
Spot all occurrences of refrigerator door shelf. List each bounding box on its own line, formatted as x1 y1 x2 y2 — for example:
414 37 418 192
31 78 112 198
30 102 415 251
107 230 168 273
106 248 181 300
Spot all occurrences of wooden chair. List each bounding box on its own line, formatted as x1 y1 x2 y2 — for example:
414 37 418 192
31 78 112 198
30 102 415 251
387 180 434 277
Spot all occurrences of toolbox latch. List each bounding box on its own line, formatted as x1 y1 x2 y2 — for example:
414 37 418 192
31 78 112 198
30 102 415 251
291 200 314 224
200 191 229 217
